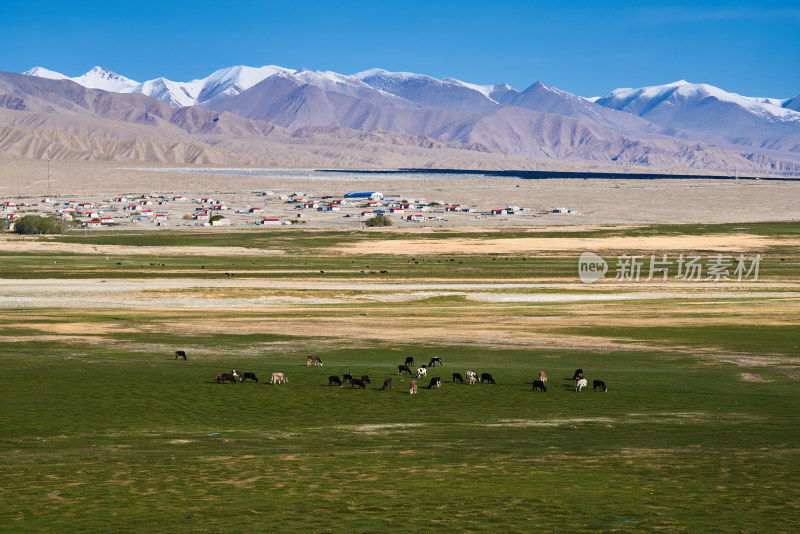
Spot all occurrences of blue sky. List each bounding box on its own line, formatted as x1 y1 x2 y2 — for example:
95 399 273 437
2 0 798 98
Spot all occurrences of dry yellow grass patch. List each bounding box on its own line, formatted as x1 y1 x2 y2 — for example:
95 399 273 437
740 373 772 382
337 234 784 255
0 236 284 257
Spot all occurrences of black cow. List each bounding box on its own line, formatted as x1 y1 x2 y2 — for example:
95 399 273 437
429 357 443 367
175 350 186 360
351 378 366 389
480 373 496 384
398 365 413 376
452 372 464 383
360 375 371 385
427 376 442 389
404 356 415 367
532 380 547 392
381 378 393 390
593 380 608 392
573 368 584 380
328 376 342 386
342 373 354 384
241 372 258 383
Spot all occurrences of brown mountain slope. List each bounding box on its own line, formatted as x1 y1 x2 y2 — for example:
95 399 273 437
2 70 799 175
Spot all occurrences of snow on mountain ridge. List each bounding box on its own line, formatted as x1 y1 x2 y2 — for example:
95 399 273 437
21 65 798 132
442 77 500 103
23 66 137 92
601 80 800 122
122 77 198 107
353 68 507 111
23 66 69 80
74 66 139 92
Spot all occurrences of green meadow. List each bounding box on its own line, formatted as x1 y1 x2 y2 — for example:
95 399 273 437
1 223 799 532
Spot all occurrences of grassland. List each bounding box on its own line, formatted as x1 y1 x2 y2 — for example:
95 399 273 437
1 223 799 532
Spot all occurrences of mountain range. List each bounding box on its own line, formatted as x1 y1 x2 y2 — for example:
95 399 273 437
2 64 798 175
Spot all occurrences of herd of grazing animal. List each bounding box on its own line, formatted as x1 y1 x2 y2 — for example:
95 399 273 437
192 350 609 394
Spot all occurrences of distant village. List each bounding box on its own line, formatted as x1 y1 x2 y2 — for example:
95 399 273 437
1 189 581 231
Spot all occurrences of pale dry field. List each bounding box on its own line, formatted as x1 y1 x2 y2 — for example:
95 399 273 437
5 278 798 372
336 234 788 255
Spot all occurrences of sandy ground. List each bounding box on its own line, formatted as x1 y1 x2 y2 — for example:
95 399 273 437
0 278 795 309
1 161 799 227
0 236 280 256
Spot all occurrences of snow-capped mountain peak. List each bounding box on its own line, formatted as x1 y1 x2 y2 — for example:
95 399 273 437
595 80 800 137
23 66 69 80
73 66 139 92
600 80 799 120
354 68 509 110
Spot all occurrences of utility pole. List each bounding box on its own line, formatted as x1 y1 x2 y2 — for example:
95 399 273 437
46 147 53 198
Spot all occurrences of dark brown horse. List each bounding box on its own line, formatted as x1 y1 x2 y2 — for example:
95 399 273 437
221 373 237 384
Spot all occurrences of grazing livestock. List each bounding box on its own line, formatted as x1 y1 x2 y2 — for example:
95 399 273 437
175 350 186 360
232 369 242 381
398 365 413 376
416 367 427 378
573 369 584 380
576 378 588 391
381 378 393 390
532 380 547 392
452 373 464 383
466 371 478 384
212 374 222 384
480 373 496 384
404 356 415 367
539 371 548 383
342 373 354 384
360 375 371 385
241 372 258 383
328 376 342 386
410 380 418 395
351 378 366 389
221 373 237 384
271 372 288 385
307 355 323 367
428 357 443 367
593 380 608 392
427 377 442 389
